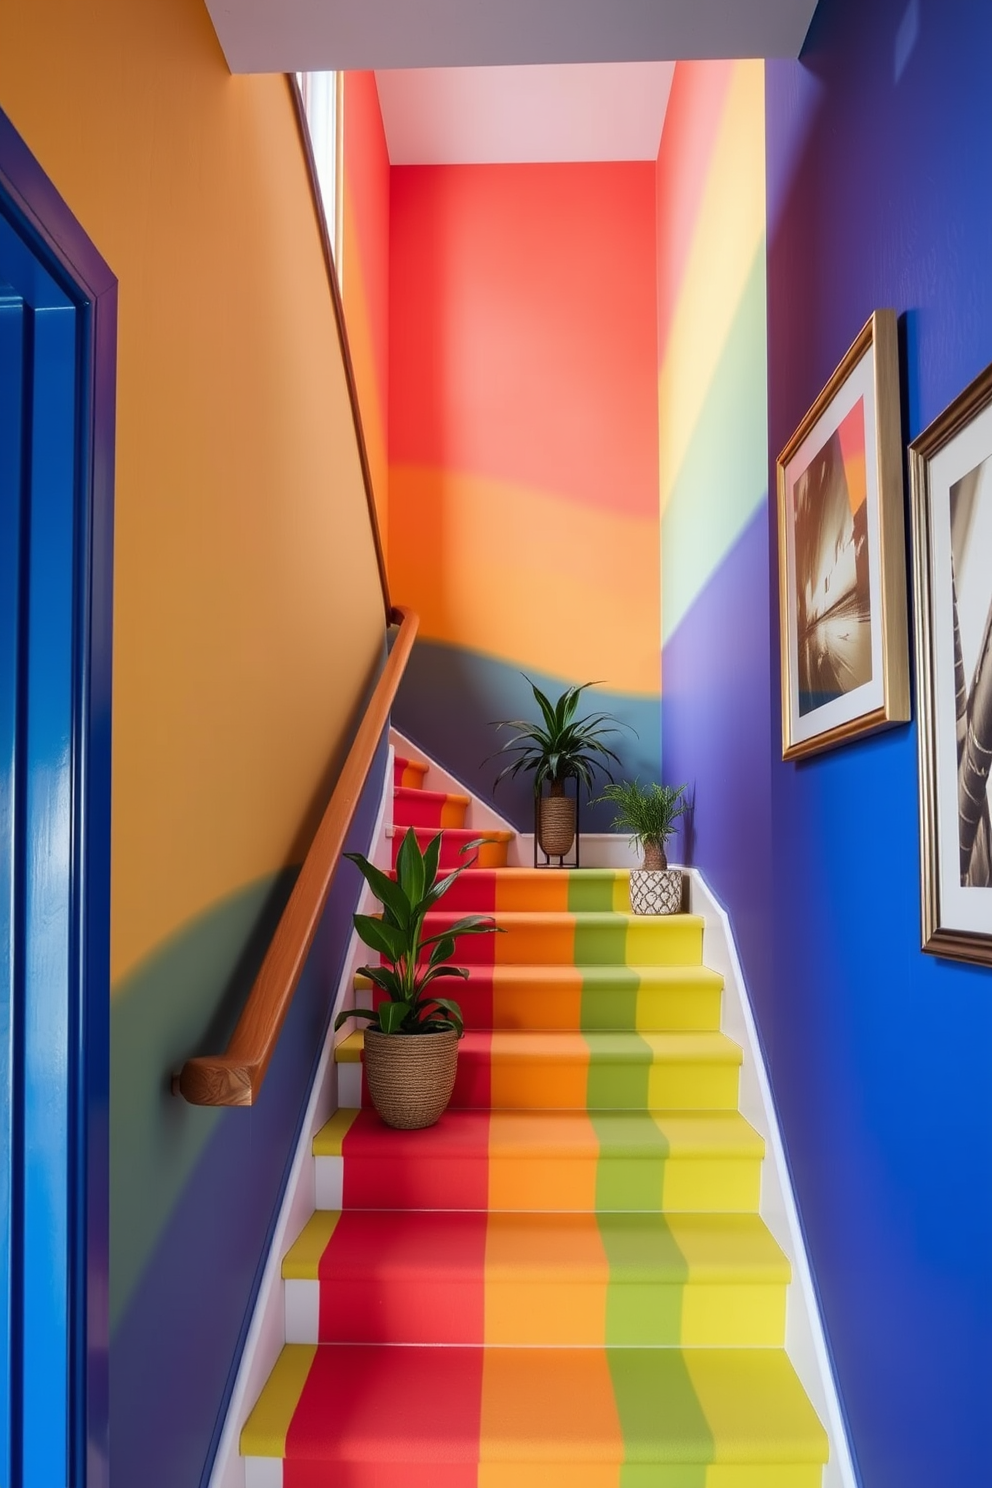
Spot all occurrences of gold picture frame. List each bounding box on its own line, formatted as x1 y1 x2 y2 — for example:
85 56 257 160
776 310 910 760
910 359 992 964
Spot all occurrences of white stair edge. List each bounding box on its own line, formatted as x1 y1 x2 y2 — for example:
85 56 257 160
390 726 521 851
690 867 861 1488
206 747 395 1488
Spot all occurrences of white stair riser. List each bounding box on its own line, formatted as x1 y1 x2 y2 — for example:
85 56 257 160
244 1458 282 1488
285 1279 319 1345
338 1064 361 1107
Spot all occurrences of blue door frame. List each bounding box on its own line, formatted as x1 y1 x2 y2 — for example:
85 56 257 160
0 109 116 1487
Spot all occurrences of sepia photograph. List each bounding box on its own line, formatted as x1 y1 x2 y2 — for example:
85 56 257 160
949 457 992 887
777 310 909 759
794 400 873 717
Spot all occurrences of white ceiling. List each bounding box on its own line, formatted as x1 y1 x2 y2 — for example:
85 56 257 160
376 64 676 165
204 0 820 75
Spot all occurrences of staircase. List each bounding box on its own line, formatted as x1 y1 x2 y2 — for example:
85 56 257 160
241 753 829 1487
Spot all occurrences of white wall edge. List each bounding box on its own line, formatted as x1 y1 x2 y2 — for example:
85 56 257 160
689 867 861 1488
390 725 518 835
206 746 394 1488
389 731 645 872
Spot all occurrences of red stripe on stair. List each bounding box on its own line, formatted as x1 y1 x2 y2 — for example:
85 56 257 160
436 869 499 913
284 1345 483 1487
340 1108 492 1209
317 1211 487 1344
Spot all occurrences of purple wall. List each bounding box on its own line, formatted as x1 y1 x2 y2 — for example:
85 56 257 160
664 2 992 1483
111 737 388 1488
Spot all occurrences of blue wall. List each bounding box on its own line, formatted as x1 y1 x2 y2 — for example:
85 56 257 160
664 2 992 1483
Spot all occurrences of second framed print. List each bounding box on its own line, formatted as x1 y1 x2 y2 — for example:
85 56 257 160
910 359 992 965
776 310 910 760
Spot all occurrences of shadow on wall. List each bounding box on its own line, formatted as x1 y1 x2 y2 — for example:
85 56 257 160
394 638 662 833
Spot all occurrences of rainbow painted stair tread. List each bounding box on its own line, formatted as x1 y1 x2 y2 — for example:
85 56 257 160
240 754 829 1486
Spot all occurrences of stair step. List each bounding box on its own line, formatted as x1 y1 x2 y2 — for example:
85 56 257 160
313 1108 764 1213
389 825 513 869
355 963 724 1031
393 785 470 829
242 1343 828 1484
420 909 705 966
242 748 828 1488
281 1209 789 1347
335 1030 742 1111
393 755 429 790
439 867 633 914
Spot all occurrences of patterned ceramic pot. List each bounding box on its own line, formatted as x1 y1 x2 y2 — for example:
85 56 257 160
629 867 683 915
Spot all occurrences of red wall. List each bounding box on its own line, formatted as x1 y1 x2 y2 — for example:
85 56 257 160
387 160 662 822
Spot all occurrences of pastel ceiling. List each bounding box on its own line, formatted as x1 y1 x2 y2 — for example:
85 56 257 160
204 0 821 74
376 64 677 165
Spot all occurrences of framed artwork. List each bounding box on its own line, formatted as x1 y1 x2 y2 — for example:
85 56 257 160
776 310 910 760
910 359 992 964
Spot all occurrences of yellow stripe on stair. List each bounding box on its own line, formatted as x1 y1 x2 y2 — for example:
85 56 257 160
334 1031 364 1062
240 1344 316 1457
312 1107 359 1156
282 1211 341 1279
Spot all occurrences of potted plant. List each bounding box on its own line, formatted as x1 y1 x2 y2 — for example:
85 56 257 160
489 678 626 861
595 778 688 914
334 827 499 1129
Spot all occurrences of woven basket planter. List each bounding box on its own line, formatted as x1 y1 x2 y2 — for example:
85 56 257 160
363 1027 459 1129
629 868 684 916
538 795 576 857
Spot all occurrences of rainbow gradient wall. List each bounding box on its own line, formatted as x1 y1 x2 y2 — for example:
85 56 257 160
388 162 662 827
657 62 767 652
657 59 770 915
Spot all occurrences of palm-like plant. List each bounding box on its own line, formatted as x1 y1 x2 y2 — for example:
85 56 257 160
595 778 688 869
489 679 627 799
334 827 499 1036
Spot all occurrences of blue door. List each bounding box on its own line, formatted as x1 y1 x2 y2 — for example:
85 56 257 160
0 111 116 1488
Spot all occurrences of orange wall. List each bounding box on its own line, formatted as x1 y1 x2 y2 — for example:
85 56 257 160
0 0 386 986
342 72 391 551
389 162 660 695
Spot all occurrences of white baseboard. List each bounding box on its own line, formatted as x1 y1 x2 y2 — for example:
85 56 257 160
514 831 644 869
206 749 394 1488
689 868 861 1488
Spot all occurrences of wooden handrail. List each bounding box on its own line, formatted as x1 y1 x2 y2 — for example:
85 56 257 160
174 605 418 1106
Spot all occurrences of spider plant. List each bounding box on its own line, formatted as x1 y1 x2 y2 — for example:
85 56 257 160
334 827 500 1036
489 678 627 799
594 778 688 869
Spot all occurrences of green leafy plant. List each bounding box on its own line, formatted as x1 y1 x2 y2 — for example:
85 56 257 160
334 827 500 1036
594 778 688 869
489 678 628 798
